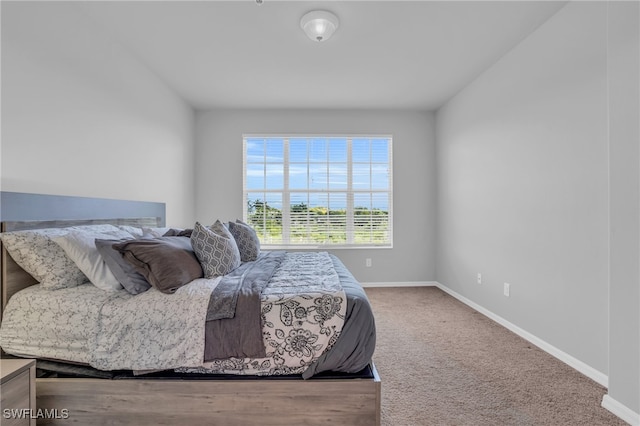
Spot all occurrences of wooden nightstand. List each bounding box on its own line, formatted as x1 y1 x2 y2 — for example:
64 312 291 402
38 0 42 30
1 359 36 426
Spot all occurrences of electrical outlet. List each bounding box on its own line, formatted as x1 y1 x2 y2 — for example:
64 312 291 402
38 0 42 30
503 283 510 297
477 273 482 284
366 258 372 267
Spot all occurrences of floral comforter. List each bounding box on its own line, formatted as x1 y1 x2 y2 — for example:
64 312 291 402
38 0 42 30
90 251 346 375
179 251 347 375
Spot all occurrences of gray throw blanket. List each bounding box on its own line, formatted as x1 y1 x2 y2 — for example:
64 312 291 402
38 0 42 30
203 251 285 361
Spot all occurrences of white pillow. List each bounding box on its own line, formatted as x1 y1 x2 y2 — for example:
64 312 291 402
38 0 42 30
0 224 126 290
52 229 133 292
117 225 144 238
141 227 173 238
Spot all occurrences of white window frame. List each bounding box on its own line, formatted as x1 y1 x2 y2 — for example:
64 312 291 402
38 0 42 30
243 134 393 249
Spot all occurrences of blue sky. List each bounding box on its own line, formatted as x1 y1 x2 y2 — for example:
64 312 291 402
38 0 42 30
246 137 390 211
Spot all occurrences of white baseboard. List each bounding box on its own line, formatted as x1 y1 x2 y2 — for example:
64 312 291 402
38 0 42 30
434 282 609 388
360 281 437 288
602 395 640 425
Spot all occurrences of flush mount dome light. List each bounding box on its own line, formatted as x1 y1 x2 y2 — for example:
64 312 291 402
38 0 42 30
300 10 339 42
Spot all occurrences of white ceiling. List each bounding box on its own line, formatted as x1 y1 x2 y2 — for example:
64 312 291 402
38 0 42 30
76 0 567 111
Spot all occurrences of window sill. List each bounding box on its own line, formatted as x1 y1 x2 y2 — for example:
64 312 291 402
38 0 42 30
261 244 393 250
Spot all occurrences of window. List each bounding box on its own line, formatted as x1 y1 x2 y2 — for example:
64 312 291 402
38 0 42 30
243 135 392 248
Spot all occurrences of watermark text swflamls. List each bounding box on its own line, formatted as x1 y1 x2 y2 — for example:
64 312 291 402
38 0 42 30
3 408 69 420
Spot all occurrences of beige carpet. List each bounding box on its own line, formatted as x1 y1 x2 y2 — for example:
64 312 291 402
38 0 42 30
365 287 626 426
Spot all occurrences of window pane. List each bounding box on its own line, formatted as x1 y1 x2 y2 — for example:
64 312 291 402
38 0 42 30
246 193 282 239
265 163 283 189
264 192 282 212
371 192 389 212
354 193 371 210
329 138 347 162
354 192 390 244
327 193 347 244
245 164 264 190
328 193 347 210
290 193 309 210
352 163 370 189
329 163 347 189
309 163 328 190
352 138 370 162
309 138 328 162
246 192 265 215
290 193 309 243
328 194 346 210
371 139 389 163
371 164 389 189
265 139 284 162
309 193 328 243
289 138 308 162
246 192 267 241
289 164 308 189
246 138 265 162
309 192 328 210
354 192 371 242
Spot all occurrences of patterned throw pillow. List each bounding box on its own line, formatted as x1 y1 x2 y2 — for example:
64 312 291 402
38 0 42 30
191 221 241 278
0 224 125 290
227 220 260 262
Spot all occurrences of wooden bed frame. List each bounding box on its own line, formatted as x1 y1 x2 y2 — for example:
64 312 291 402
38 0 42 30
0 192 381 425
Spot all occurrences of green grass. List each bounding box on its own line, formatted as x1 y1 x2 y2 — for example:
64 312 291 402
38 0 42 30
248 213 389 245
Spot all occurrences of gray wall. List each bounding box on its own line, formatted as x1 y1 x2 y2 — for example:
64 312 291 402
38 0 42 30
194 109 436 283
0 2 196 226
606 0 640 416
436 1 609 378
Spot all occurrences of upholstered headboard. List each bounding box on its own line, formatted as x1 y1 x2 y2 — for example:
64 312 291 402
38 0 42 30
0 192 166 320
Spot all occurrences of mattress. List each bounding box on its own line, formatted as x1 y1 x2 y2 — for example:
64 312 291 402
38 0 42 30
0 283 116 364
0 254 375 378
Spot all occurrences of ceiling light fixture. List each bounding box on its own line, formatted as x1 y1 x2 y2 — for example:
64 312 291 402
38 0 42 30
300 10 339 42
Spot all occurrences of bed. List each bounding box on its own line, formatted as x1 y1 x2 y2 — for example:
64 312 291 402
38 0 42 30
0 192 381 425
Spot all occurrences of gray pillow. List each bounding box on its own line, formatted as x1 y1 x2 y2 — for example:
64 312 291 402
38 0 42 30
112 237 203 294
95 239 152 295
163 228 193 237
228 220 261 262
191 221 241 278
